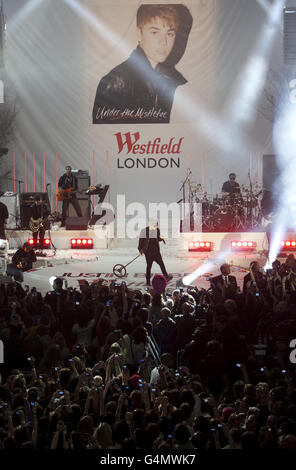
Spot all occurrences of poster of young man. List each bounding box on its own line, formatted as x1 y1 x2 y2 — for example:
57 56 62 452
92 4 193 124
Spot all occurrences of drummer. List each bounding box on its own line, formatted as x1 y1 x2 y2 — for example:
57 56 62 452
221 173 241 199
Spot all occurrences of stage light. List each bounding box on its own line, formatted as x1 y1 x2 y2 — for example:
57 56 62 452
188 241 213 252
0 238 8 251
280 240 296 250
49 276 57 286
231 241 256 251
28 239 51 247
71 238 93 249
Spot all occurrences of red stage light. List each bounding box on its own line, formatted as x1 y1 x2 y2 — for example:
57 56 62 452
188 241 212 252
280 240 296 250
28 239 51 247
231 241 256 251
71 238 93 249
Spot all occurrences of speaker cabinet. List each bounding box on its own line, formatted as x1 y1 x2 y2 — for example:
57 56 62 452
75 174 91 200
262 155 280 216
67 199 90 218
284 8 296 65
65 216 89 230
20 192 50 229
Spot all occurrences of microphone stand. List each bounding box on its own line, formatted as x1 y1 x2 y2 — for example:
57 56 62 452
6 178 24 229
248 170 255 228
7 177 24 195
179 169 192 232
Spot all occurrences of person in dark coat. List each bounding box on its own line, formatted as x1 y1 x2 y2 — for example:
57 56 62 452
138 219 172 286
155 307 176 357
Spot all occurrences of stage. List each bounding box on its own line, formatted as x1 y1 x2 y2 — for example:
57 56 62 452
0 229 274 295
3 227 295 295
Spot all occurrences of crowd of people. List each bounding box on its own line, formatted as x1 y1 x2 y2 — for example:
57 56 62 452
0 255 296 450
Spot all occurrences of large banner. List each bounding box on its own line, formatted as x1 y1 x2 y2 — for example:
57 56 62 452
86 0 218 208
4 0 277 215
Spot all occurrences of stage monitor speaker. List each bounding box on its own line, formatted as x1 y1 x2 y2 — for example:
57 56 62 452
68 199 90 218
74 174 91 200
20 192 50 229
65 216 89 230
262 155 280 216
284 7 296 65
262 155 280 190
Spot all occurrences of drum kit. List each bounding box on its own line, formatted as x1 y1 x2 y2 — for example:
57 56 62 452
188 182 262 232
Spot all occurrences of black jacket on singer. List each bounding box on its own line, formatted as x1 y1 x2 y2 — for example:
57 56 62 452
92 46 186 124
138 227 164 256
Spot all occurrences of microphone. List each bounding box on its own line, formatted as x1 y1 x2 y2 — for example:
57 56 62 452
46 183 51 186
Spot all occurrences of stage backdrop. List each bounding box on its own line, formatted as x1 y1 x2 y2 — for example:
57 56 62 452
1 0 282 218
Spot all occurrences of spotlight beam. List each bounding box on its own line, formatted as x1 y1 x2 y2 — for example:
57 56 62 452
256 0 273 14
226 0 284 127
182 249 231 286
63 0 131 57
8 0 46 35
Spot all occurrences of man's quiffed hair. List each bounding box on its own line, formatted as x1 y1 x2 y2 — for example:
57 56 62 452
137 4 179 31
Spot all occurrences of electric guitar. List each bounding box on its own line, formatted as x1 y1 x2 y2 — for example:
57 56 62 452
56 186 97 201
29 213 55 233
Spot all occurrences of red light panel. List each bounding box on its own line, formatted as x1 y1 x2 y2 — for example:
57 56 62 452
280 240 296 250
188 241 213 252
71 238 93 249
28 239 51 247
231 241 255 250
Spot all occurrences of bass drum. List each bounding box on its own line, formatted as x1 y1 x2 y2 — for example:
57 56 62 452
213 208 234 231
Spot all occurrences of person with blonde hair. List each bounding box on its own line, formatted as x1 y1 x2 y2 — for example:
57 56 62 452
93 422 113 449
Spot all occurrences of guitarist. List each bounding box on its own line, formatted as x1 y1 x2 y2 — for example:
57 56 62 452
7 242 37 281
58 165 82 227
30 195 50 248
